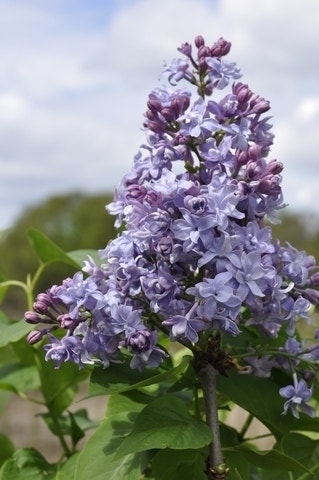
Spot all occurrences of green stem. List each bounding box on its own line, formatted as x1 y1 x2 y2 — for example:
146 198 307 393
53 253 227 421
296 459 319 480
47 402 72 458
239 412 254 439
199 363 227 479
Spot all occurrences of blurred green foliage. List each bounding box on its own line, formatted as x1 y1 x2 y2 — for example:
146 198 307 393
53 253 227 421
0 192 116 317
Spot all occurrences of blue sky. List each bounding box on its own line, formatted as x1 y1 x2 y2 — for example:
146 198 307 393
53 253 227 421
1 0 319 229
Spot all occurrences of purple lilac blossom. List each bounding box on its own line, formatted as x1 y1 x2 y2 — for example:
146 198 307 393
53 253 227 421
25 35 319 417
279 376 316 419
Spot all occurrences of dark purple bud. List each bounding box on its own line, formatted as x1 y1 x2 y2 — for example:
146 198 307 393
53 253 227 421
233 83 252 104
24 311 41 324
147 97 161 113
310 272 319 286
126 184 147 201
202 82 213 96
303 255 316 269
171 95 190 116
33 300 49 314
27 330 44 345
303 288 319 305
250 95 270 114
194 35 205 48
266 159 283 175
302 369 316 382
257 175 281 195
58 314 77 329
236 149 249 166
247 144 262 162
246 160 263 181
210 37 231 57
197 45 211 59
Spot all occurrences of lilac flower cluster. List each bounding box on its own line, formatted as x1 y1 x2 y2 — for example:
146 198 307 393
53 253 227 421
25 36 319 417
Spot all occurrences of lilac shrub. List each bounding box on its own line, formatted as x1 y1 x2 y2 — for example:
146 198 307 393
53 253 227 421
25 35 319 420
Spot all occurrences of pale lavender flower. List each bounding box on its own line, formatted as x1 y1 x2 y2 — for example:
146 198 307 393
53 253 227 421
279 376 315 419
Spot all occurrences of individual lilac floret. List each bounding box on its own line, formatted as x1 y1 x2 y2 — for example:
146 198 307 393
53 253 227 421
279 375 316 419
44 334 93 369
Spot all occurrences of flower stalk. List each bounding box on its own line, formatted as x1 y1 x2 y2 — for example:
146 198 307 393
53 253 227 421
199 363 228 479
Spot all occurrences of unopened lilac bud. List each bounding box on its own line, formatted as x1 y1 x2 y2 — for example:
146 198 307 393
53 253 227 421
57 314 75 329
233 83 252 104
250 96 270 114
178 42 192 57
303 255 316 269
236 149 249 166
24 311 41 324
27 330 43 345
246 160 263 181
195 35 205 48
248 144 262 162
303 288 319 305
266 159 283 175
33 300 48 314
147 98 161 113
126 184 147 201
198 45 211 60
257 175 281 195
210 37 231 57
310 272 319 286
302 369 316 381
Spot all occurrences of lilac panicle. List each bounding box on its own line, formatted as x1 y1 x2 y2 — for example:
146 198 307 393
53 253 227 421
25 35 319 417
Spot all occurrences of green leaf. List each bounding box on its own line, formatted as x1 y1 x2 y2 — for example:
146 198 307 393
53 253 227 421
0 364 40 394
67 249 102 267
105 392 148 416
27 228 80 268
278 432 319 479
55 452 80 480
217 370 295 438
35 350 89 415
89 355 191 397
0 434 15 467
0 321 33 348
74 395 149 480
115 395 213 458
224 444 310 472
0 448 56 480
39 408 97 443
224 451 249 480
152 449 207 480
69 411 85 448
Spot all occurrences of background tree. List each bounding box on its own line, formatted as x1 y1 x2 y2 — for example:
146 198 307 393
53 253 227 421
0 192 116 317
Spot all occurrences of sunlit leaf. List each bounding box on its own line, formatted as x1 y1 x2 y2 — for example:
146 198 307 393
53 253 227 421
74 395 149 480
0 448 56 480
0 321 33 349
27 228 80 268
115 396 212 458
0 364 40 394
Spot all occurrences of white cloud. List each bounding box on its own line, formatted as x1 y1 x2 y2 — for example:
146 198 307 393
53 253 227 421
0 0 319 229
